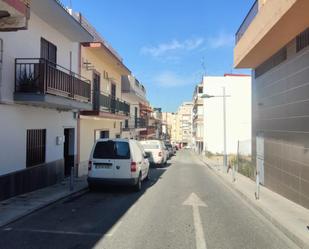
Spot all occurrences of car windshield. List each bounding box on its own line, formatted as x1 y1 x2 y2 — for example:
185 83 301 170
93 141 130 159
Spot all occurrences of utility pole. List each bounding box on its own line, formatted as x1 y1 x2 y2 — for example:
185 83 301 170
223 87 227 171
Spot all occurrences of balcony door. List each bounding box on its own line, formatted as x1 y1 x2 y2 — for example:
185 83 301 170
93 72 101 111
40 38 57 64
111 83 116 113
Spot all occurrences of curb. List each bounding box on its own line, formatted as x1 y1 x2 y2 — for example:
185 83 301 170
1 187 88 228
199 156 309 249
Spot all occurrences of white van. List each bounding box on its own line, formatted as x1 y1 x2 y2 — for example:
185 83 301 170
88 139 150 191
140 140 168 166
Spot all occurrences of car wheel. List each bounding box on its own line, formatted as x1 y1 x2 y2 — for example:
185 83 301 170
134 174 142 192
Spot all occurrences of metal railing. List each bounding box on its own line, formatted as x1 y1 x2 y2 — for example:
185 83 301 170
96 92 130 115
235 0 259 44
15 58 91 102
123 118 147 131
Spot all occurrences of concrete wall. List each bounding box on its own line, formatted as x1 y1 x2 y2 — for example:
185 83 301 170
0 104 76 175
79 117 121 176
203 75 251 154
253 41 309 209
0 12 80 103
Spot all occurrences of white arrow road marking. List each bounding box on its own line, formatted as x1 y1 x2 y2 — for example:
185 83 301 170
183 193 208 249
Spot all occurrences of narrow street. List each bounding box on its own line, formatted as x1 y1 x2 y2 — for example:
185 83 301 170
0 150 296 249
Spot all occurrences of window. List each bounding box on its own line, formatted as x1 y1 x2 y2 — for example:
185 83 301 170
41 38 57 64
198 87 203 94
296 28 309 52
93 141 130 159
26 129 46 167
255 47 287 78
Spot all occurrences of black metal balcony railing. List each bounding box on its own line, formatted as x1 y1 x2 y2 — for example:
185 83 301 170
15 58 91 102
235 0 259 44
98 92 130 115
123 118 147 130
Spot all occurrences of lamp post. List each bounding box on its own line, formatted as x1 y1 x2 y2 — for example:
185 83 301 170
201 87 230 172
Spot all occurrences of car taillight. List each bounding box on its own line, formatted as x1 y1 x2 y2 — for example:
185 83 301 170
88 161 92 171
131 161 137 172
158 152 162 157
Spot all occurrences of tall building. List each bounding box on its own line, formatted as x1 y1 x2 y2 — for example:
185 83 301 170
177 102 193 146
192 83 204 153
162 112 175 140
234 0 309 208
202 74 251 155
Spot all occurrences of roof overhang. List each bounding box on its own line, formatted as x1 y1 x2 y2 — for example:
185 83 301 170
30 0 93 42
234 0 309 68
82 42 131 75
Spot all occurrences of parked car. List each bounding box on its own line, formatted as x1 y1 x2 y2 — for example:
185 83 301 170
164 141 174 157
88 139 150 191
140 140 168 166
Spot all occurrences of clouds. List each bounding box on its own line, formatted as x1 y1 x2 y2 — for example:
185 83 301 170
141 38 204 58
154 70 202 88
207 32 234 49
140 32 234 59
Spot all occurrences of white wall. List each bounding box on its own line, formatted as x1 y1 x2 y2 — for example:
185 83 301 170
0 104 76 175
0 12 80 103
203 75 251 154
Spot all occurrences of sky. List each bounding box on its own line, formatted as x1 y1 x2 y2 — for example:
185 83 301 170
62 0 253 112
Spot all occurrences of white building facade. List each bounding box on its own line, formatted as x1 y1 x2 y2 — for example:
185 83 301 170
203 74 251 155
0 0 93 200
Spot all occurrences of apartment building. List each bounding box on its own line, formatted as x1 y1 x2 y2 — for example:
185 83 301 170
234 0 309 208
0 0 30 31
170 112 179 144
162 112 175 140
192 83 204 153
202 74 251 155
121 75 149 140
177 102 193 147
77 17 131 176
0 0 93 200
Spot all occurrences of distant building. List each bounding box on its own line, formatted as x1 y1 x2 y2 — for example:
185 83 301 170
192 83 204 153
234 0 309 208
177 102 193 146
202 74 251 155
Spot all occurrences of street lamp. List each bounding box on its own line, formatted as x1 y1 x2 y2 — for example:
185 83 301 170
201 87 230 172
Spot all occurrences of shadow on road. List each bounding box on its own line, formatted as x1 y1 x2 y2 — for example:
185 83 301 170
0 167 167 249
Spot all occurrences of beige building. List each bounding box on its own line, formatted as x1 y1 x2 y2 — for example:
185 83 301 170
234 0 309 208
162 112 175 140
78 17 131 176
176 102 193 146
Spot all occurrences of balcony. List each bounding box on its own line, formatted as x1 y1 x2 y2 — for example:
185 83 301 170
123 118 147 131
235 0 258 44
234 0 309 68
14 58 92 110
81 92 130 120
140 126 157 138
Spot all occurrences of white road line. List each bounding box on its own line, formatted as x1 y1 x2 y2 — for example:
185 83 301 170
9 228 101 237
183 193 208 249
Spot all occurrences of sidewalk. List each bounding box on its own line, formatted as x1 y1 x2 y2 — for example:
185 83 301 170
199 155 309 249
0 177 88 228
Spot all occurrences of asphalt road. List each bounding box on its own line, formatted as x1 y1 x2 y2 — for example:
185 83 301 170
0 150 297 249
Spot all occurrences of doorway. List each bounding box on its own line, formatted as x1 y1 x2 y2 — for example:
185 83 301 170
64 128 75 177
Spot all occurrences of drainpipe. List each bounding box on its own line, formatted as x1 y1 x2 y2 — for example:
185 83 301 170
0 39 3 102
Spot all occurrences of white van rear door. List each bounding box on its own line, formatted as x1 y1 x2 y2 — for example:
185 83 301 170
91 140 115 178
113 141 131 179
